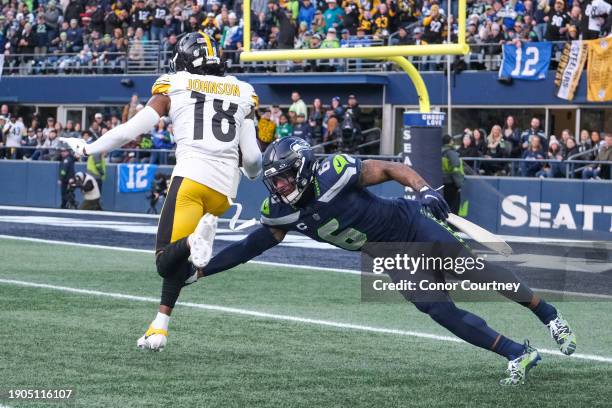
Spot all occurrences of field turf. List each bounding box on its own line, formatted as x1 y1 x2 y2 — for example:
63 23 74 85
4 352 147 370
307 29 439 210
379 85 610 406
1 237 611 407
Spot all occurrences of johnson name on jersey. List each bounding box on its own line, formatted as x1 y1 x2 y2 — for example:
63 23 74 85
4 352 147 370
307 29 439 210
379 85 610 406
151 71 259 197
260 154 422 250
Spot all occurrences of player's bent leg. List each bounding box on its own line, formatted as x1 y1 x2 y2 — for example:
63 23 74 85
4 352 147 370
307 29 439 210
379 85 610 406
414 212 577 355
187 182 231 270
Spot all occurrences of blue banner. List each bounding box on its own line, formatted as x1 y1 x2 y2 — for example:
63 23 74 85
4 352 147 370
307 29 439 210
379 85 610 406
402 112 446 127
499 42 552 80
118 163 158 193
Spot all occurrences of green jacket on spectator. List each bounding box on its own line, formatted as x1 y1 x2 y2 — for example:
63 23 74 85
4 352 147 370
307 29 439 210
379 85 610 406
321 38 340 48
87 154 106 181
276 123 293 139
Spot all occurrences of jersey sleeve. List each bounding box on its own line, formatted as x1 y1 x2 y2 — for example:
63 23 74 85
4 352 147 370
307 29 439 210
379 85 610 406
259 196 300 229
151 74 172 96
316 154 362 203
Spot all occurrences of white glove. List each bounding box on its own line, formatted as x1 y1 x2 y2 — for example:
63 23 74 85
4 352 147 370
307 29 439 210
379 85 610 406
59 137 87 157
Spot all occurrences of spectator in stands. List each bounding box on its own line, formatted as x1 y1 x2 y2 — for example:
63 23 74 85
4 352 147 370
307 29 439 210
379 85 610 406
151 0 170 42
308 98 325 144
345 94 362 130
591 130 602 147
536 136 564 178
484 124 509 175
270 105 282 125
559 128 572 149
545 0 570 43
299 0 317 29
289 91 308 117
503 115 521 157
392 25 412 45
342 1 361 34
33 14 51 56
323 0 344 31
123 94 141 123
582 133 612 179
564 137 579 159
423 4 446 44
472 128 488 156
275 113 293 139
323 115 342 152
66 19 84 53
257 107 276 149
321 26 340 48
520 117 546 151
273 3 298 49
291 112 314 143
44 0 61 41
22 127 37 159
330 96 344 118
44 129 61 161
2 115 25 159
458 133 480 168
150 118 173 165
520 134 545 177
578 128 594 159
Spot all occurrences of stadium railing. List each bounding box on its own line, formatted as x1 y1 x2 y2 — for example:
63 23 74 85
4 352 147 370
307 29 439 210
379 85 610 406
1 40 568 76
4 147 610 179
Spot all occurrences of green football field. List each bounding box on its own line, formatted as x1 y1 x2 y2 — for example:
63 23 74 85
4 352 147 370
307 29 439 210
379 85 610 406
1 237 611 408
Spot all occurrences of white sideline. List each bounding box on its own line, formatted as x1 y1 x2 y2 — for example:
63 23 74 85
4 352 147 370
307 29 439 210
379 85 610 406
1 234 611 298
0 277 611 364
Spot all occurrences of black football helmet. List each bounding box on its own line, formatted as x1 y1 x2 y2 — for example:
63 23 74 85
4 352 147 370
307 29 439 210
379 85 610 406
262 137 317 205
169 31 224 76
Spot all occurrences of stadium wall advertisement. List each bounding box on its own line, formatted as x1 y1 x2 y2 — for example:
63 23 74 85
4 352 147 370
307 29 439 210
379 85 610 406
0 162 610 240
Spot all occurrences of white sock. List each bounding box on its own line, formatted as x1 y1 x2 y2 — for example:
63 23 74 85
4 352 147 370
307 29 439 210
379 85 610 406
151 312 170 331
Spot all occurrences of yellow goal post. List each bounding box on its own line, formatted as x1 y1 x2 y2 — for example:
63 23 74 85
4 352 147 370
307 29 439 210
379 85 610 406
239 0 470 113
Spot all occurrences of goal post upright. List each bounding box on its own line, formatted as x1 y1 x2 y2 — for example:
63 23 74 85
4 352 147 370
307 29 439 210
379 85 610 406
240 0 469 113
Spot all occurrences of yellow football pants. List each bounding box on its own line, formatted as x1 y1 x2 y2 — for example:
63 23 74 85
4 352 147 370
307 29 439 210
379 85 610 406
155 176 230 251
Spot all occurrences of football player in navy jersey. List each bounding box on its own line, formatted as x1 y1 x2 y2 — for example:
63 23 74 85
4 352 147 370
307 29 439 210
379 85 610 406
188 137 576 386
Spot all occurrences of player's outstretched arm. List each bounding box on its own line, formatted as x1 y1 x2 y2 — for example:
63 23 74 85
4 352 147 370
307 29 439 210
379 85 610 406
199 226 286 279
359 159 429 190
239 117 263 179
61 94 170 156
359 159 449 220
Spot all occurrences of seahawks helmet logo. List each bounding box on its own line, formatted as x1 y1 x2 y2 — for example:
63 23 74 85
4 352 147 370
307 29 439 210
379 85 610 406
290 140 310 153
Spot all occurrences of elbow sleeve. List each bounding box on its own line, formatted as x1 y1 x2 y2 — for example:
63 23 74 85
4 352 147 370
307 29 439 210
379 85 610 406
86 106 160 155
239 119 262 179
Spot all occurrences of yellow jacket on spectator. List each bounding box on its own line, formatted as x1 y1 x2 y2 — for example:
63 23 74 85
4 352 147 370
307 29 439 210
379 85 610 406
258 118 277 144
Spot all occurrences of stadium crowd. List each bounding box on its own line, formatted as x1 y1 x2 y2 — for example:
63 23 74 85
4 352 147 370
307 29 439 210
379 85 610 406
1 0 611 74
1 97 610 179
0 91 374 163
454 115 611 179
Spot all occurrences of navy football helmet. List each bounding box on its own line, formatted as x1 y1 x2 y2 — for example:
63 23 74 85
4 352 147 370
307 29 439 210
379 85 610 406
169 31 224 76
262 137 317 205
